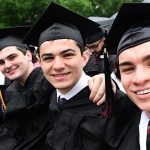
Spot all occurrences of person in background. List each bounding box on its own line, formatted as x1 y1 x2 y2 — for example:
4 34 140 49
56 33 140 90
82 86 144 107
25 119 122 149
84 27 116 76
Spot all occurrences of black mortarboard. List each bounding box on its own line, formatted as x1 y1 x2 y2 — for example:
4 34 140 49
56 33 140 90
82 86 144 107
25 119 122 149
23 2 100 48
106 2 150 55
86 27 104 44
0 26 31 51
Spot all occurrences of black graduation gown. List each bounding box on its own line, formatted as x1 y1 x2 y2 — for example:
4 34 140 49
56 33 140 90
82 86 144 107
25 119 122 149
84 54 116 76
46 86 108 150
0 67 54 150
104 90 141 150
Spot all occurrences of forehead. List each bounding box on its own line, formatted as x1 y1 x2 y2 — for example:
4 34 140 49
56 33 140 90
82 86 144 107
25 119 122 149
119 41 150 63
0 46 20 58
40 39 79 53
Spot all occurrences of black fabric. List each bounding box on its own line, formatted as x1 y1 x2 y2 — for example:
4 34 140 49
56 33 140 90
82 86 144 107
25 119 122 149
0 67 54 150
106 3 150 54
0 26 30 51
46 87 108 150
84 54 116 76
39 22 84 47
104 90 141 150
86 28 104 44
23 2 100 47
118 26 150 56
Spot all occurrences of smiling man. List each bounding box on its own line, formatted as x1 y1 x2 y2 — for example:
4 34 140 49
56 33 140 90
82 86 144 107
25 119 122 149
23 2 113 150
103 2 150 150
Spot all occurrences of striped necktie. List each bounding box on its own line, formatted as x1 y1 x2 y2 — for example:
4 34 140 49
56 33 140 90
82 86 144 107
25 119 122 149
147 121 150 149
58 96 67 106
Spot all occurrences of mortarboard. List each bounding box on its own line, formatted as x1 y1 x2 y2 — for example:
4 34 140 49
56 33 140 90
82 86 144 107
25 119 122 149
106 2 150 55
0 26 31 51
23 2 100 48
85 27 104 44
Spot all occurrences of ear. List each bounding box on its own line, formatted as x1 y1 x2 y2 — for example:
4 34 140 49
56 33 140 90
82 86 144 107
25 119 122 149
82 49 90 67
25 50 32 61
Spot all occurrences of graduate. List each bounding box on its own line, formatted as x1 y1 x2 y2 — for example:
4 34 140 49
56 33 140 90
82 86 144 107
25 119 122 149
23 2 112 150
0 26 55 150
103 2 150 150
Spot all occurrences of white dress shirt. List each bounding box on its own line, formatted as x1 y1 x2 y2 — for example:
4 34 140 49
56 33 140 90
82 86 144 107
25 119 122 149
57 71 90 102
139 111 150 150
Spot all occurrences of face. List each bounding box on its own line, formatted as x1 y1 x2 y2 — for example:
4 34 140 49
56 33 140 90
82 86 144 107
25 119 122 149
39 39 89 94
86 38 105 54
119 41 150 115
0 46 33 85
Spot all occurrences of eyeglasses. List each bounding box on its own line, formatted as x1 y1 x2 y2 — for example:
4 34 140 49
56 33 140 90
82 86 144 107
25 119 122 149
86 39 102 49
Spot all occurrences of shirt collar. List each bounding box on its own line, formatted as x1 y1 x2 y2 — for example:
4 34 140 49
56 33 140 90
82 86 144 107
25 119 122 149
57 71 90 100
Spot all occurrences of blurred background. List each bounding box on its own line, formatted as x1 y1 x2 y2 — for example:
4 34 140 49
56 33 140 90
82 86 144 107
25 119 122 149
0 0 145 28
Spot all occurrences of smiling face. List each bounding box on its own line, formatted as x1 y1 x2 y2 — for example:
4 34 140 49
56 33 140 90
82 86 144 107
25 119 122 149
0 46 34 85
39 39 89 95
119 41 150 115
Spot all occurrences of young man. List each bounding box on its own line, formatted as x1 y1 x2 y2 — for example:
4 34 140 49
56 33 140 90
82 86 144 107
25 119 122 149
84 27 116 76
94 2 150 150
23 2 115 150
0 26 55 150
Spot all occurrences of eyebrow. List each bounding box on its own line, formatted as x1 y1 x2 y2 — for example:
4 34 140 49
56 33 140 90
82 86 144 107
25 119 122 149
40 49 76 58
119 54 150 67
119 61 133 67
142 54 150 62
0 53 16 61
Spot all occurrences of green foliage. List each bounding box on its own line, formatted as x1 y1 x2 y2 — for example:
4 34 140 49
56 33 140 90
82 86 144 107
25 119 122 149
0 0 144 28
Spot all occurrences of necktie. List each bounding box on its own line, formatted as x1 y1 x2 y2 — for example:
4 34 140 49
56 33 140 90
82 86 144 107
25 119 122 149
147 121 150 149
58 96 67 106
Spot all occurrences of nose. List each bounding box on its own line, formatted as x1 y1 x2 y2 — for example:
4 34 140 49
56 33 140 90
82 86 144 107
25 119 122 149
132 66 150 85
4 60 12 69
53 57 65 70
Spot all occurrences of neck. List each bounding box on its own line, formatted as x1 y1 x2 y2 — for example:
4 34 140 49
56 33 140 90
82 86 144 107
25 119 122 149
17 62 35 86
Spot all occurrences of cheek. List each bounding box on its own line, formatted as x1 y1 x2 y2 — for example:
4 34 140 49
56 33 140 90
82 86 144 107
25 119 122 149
121 75 130 89
40 62 49 73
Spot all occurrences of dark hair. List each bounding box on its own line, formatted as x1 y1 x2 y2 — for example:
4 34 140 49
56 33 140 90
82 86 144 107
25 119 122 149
75 41 85 55
16 47 27 55
16 46 38 63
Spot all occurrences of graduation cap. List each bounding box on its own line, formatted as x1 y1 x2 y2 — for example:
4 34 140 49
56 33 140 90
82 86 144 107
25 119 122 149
106 2 150 55
23 2 100 48
0 26 31 51
85 27 104 45
102 2 150 117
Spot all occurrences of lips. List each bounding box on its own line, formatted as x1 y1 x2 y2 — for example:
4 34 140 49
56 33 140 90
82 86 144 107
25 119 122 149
52 72 70 77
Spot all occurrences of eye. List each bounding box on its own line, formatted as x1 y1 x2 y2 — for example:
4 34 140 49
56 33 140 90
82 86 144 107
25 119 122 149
63 53 75 58
8 55 16 61
0 60 4 65
41 56 54 62
120 67 134 74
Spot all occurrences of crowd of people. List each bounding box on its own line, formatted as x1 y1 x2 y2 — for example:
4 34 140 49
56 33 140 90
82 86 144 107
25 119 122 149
0 1 150 150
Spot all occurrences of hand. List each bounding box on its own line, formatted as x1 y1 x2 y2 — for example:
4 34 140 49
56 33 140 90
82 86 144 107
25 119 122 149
88 74 116 106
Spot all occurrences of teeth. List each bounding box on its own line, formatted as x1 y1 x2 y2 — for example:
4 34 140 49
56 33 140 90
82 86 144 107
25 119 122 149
137 89 150 95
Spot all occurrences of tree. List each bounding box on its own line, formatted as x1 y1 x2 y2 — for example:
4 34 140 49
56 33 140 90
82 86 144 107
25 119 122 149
0 0 143 28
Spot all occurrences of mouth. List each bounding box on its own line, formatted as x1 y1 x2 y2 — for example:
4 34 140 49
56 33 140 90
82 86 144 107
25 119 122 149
136 89 150 95
52 72 70 77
